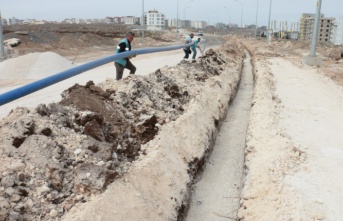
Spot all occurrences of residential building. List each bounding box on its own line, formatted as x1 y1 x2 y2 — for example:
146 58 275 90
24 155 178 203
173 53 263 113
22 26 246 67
191 21 207 29
1 17 7 25
123 16 135 25
166 19 177 27
146 10 165 30
331 16 343 45
183 20 192 28
8 17 22 25
113 17 123 24
299 13 335 42
215 22 226 29
280 21 287 31
270 20 277 30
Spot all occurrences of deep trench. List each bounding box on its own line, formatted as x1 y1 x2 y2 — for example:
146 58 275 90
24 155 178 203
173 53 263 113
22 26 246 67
184 51 254 221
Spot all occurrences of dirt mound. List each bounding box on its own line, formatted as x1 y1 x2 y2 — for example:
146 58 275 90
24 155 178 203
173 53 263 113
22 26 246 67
0 52 75 80
0 43 244 221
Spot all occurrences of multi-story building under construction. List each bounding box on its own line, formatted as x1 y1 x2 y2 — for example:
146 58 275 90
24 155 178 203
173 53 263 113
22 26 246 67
300 13 335 42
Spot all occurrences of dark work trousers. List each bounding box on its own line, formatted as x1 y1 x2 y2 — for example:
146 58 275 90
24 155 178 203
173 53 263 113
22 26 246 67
115 59 136 80
191 47 197 59
183 49 191 59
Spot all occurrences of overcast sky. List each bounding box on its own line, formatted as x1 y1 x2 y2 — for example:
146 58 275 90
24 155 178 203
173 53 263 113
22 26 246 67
0 0 341 26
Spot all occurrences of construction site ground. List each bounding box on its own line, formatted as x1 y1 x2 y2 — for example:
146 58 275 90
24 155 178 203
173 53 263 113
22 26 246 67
0 25 343 221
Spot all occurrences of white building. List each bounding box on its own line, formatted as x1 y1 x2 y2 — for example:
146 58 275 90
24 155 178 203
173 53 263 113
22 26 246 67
270 20 277 30
1 17 8 25
146 10 165 30
331 16 343 45
280 21 287 31
123 16 135 25
8 17 21 25
191 21 207 29
215 22 226 29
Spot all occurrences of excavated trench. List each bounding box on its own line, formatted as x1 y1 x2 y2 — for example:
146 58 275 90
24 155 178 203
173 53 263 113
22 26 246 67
184 51 254 221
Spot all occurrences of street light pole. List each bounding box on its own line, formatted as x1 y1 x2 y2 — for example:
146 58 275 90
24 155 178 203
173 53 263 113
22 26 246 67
234 0 243 37
0 10 5 58
266 0 272 43
176 0 179 37
255 0 259 39
310 0 322 56
183 0 193 28
141 0 144 45
224 7 231 29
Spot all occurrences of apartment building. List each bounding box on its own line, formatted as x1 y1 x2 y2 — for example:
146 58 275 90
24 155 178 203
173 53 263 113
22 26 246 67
146 10 165 30
122 16 135 25
300 13 334 42
215 22 226 29
166 19 179 27
331 16 343 45
191 21 207 29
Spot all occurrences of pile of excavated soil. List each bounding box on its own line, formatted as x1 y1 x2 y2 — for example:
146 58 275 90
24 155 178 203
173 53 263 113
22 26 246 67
0 52 75 80
0 40 244 221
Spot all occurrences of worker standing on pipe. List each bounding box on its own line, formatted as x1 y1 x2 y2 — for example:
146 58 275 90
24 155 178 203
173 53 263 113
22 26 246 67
183 33 194 60
114 32 137 80
191 38 201 60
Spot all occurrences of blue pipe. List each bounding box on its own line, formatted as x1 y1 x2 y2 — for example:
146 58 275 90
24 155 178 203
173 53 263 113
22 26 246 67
0 42 193 106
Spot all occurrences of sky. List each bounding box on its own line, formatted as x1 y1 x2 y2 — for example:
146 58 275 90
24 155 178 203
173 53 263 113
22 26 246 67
0 0 342 27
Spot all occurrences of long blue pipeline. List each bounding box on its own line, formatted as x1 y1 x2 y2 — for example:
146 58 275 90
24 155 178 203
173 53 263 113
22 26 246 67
0 42 193 106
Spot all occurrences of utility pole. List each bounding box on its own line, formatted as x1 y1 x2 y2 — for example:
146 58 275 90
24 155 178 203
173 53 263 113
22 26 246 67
266 0 272 43
255 0 259 39
303 0 323 66
310 0 322 56
142 0 144 45
234 0 243 37
0 10 5 58
176 0 179 37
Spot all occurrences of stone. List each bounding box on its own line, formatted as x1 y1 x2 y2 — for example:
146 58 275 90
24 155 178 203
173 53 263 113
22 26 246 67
10 194 21 203
4 187 15 197
74 149 82 155
1 176 15 188
25 198 34 209
49 208 58 217
0 202 9 220
8 161 26 172
38 185 50 195
4 38 21 47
